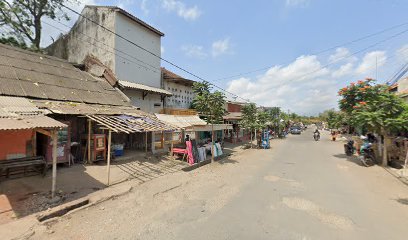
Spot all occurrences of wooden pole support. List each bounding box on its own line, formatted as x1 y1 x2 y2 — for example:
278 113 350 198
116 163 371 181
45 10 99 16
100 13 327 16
107 130 112 186
51 130 58 199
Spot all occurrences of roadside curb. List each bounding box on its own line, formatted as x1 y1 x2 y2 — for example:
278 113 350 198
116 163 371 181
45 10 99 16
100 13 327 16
382 166 408 187
0 184 132 240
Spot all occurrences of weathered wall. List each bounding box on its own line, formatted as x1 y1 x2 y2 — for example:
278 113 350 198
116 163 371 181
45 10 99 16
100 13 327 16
46 7 116 71
227 103 242 112
398 77 408 93
114 13 161 88
122 89 163 113
163 80 194 109
0 130 33 160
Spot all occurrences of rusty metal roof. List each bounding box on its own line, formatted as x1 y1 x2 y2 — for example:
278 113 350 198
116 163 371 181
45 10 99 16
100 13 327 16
86 114 177 133
32 99 147 116
0 43 130 106
119 80 172 96
0 116 67 130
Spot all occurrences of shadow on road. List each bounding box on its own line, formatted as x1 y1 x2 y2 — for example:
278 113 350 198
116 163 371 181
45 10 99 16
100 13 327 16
333 154 362 166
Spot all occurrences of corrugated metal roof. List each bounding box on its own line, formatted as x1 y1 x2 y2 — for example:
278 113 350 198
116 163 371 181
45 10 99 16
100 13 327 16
0 116 67 130
0 43 130 106
0 96 47 118
86 114 177 133
119 80 172 96
32 99 146 116
155 114 207 129
161 67 195 86
223 112 242 120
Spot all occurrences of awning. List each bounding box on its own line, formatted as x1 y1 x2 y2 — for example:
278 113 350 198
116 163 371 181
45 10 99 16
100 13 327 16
119 80 172 96
191 124 233 132
86 114 177 133
0 116 67 130
223 112 242 120
155 114 232 131
155 114 207 129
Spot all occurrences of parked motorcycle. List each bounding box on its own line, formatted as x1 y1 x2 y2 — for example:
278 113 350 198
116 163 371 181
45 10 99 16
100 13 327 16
313 132 320 141
359 142 377 167
344 140 355 156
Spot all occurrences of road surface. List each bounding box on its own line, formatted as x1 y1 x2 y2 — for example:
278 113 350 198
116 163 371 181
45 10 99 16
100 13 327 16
31 129 408 240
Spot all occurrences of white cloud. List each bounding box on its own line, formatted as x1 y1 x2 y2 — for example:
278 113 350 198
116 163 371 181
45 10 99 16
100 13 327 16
162 0 202 21
161 46 165 55
332 62 353 78
355 51 387 75
396 44 408 61
181 45 207 59
328 47 357 63
285 0 310 7
227 55 337 115
211 38 231 57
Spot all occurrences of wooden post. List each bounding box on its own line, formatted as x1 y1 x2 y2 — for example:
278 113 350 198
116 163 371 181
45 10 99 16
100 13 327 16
170 131 174 157
51 130 58 198
87 119 92 164
145 131 148 156
106 130 112 186
161 131 164 149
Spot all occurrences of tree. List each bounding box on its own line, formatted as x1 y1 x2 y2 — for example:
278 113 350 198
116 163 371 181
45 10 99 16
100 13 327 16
0 0 75 49
0 35 27 48
192 81 226 163
338 79 408 166
241 103 258 148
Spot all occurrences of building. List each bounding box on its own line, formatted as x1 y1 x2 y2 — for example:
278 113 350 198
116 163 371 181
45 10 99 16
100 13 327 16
161 68 196 111
46 5 170 113
390 77 408 102
0 43 175 192
223 101 248 143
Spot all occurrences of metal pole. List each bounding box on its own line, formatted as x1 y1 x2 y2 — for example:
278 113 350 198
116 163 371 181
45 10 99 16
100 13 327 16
107 130 112 186
51 130 58 198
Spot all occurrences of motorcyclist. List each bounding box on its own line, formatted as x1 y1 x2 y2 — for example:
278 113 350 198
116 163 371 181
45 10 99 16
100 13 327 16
313 129 320 140
359 136 371 155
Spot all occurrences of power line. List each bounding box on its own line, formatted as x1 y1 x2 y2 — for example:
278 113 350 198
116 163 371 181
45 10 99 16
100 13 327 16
211 21 408 83
265 27 408 86
60 3 251 102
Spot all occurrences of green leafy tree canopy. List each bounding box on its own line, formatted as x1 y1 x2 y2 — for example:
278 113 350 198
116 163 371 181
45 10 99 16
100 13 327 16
0 0 76 49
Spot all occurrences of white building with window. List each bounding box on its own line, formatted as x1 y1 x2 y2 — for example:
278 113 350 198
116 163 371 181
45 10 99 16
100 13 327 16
46 5 170 113
161 68 196 110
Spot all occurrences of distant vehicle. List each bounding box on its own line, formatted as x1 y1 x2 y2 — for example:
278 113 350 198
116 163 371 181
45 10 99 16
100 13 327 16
290 127 301 134
313 132 320 141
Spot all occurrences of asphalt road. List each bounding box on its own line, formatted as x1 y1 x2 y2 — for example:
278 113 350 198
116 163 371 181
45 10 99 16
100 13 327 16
31 128 408 240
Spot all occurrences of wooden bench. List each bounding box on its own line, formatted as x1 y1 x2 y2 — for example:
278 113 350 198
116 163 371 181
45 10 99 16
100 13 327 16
0 156 47 180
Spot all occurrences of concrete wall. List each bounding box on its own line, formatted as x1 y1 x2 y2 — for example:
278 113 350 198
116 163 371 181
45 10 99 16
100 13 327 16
46 7 116 70
114 13 161 88
398 77 408 93
0 130 33 160
123 89 163 113
163 80 194 109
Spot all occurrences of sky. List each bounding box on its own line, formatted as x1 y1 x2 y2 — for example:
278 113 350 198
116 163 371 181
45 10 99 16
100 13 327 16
38 0 408 115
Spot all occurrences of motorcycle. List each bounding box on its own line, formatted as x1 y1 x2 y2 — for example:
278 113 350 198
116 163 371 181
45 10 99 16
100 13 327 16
344 140 355 156
359 143 377 167
313 132 320 141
